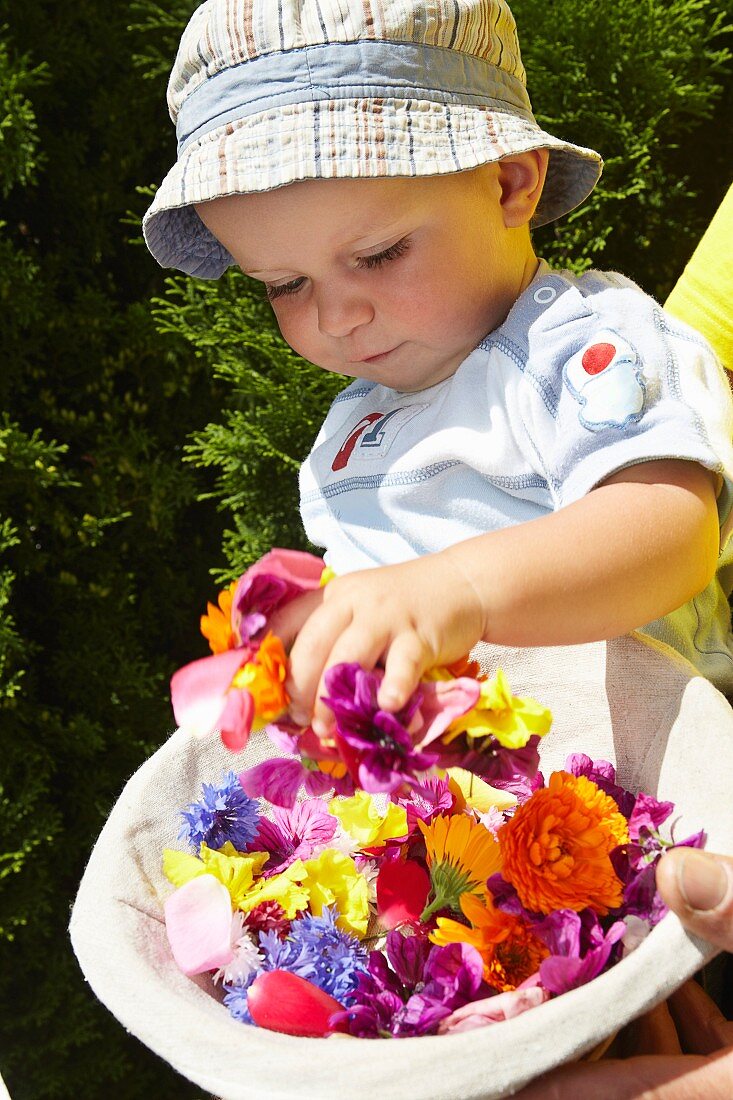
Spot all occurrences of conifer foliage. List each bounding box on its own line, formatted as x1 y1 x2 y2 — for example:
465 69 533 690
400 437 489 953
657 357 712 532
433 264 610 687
0 1 730 1096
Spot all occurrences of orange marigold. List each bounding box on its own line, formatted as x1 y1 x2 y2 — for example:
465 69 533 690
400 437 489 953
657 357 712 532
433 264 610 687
231 632 290 724
200 582 239 654
431 892 548 992
499 771 628 915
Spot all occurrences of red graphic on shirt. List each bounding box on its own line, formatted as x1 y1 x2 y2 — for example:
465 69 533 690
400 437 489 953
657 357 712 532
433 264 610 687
332 413 384 471
581 342 617 375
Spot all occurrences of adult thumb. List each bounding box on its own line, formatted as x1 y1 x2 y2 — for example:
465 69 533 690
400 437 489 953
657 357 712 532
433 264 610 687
656 847 733 952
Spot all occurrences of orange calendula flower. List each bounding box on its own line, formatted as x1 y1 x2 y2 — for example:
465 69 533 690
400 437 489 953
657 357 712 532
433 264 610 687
419 813 502 921
200 581 239 654
231 632 290 726
431 892 549 992
499 771 629 915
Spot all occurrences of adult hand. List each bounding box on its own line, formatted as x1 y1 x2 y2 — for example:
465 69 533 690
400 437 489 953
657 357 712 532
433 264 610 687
515 849 733 1099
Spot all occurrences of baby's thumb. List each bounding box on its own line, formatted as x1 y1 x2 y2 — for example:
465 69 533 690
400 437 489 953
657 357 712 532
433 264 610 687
656 848 733 952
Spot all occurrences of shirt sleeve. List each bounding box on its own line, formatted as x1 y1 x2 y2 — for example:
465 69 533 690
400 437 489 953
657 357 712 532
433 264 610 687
521 273 733 540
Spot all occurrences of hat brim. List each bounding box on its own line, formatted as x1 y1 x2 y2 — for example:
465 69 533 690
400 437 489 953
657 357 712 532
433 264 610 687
143 98 602 279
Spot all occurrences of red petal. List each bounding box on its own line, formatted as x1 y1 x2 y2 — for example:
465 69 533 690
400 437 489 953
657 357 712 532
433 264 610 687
247 970 342 1036
377 858 431 929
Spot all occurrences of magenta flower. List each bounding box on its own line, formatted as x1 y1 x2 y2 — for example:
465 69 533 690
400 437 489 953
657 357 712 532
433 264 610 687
232 549 323 643
394 774 454 833
535 909 626 995
255 801 338 875
332 932 484 1037
322 664 440 794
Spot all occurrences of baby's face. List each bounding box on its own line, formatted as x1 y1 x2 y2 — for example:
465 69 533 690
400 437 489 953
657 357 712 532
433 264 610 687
195 167 535 392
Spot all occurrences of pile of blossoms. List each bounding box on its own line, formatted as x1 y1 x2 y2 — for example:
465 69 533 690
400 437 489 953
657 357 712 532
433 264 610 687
161 549 706 1037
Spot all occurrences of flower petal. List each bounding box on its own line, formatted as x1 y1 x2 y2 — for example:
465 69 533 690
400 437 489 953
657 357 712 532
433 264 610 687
246 969 343 1036
239 758 305 808
377 859 431 929
164 874 234 976
218 689 255 752
437 983 549 1033
171 649 248 736
414 679 481 748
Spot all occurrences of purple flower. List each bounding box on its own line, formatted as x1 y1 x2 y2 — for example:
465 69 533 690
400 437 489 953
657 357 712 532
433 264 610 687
255 800 338 875
233 573 302 643
628 792 674 839
239 754 354 809
179 771 261 854
534 908 626 995
322 664 439 793
332 932 484 1038
436 736 542 786
611 825 705 926
394 774 453 832
565 754 636 818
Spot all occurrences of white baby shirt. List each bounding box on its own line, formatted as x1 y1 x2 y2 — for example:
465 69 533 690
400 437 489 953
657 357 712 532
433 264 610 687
299 265 733 692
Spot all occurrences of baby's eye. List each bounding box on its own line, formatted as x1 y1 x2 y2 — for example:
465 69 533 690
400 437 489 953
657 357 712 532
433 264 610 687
265 277 306 301
357 237 411 269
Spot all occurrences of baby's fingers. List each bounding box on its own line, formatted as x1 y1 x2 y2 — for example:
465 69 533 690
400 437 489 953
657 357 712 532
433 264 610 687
308 623 389 736
377 632 431 712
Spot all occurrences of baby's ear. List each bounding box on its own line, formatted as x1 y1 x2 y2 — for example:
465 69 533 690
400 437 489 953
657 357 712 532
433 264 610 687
497 150 549 228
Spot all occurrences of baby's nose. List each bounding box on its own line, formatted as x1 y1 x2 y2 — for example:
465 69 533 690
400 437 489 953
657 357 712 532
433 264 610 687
317 285 374 338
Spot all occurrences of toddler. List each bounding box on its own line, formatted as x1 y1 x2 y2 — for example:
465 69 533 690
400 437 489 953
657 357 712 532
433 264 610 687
143 0 733 737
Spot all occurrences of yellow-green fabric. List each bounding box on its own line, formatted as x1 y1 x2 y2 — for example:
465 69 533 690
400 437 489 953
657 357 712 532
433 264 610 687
665 182 733 373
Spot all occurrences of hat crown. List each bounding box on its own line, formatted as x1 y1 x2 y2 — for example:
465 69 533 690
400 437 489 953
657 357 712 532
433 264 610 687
168 0 526 120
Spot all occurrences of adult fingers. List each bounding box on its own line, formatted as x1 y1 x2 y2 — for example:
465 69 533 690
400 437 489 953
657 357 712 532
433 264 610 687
514 1054 710 1100
656 848 733 953
615 1001 682 1058
668 980 733 1055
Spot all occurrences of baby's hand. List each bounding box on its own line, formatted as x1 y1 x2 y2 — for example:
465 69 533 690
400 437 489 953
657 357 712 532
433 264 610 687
270 553 486 737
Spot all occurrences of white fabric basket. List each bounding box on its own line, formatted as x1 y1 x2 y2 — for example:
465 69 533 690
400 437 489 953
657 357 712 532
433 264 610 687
70 632 733 1099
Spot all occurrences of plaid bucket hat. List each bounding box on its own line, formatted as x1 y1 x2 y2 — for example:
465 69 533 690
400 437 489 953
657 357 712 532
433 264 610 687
143 0 603 280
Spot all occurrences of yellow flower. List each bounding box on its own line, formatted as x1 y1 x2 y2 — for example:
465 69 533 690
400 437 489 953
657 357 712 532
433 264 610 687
301 849 370 938
163 843 310 917
419 813 502 921
328 790 408 849
162 842 269 908
444 669 552 749
445 767 518 814
319 565 337 586
238 860 310 919
200 581 239 653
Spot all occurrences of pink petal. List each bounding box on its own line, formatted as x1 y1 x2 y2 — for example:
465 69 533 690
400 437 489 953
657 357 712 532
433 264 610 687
437 983 549 1034
239 758 305 807
376 859 431 929
414 678 481 748
247 970 342 1036
171 648 247 735
245 549 324 589
164 875 234 977
218 689 255 752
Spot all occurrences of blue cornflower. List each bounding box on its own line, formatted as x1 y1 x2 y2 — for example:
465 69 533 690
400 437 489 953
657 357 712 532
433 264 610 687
223 908 368 1026
179 771 261 853
264 908 369 1004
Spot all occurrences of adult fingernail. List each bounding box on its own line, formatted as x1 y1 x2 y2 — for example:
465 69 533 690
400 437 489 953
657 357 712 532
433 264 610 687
677 850 730 912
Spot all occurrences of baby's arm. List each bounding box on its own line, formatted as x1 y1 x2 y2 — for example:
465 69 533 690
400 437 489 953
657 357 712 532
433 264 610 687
272 457 719 735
